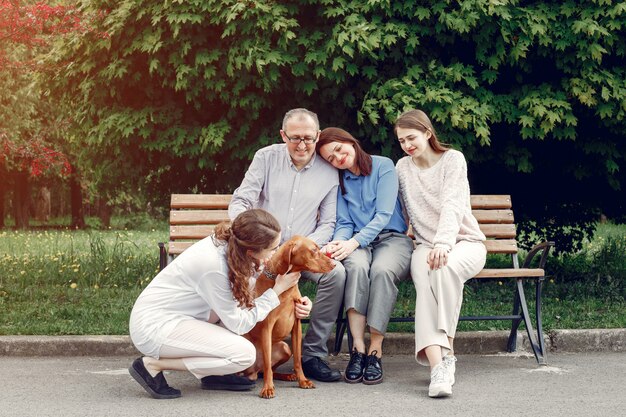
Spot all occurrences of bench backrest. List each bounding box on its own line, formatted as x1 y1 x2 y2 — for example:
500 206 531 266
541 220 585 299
167 193 519 259
168 194 232 256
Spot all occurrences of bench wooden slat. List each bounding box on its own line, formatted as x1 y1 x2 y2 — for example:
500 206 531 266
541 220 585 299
470 195 512 209
168 241 195 255
478 223 516 238
472 209 514 224
171 194 231 209
483 239 518 253
170 225 217 239
170 210 230 225
475 268 544 278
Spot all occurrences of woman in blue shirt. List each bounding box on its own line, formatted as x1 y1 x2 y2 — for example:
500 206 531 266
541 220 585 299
317 127 413 385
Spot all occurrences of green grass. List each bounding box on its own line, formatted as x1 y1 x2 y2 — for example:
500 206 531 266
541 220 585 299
1 222 624 335
0 228 164 335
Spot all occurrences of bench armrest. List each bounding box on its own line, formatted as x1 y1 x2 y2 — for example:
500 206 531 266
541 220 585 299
521 241 555 270
158 242 167 272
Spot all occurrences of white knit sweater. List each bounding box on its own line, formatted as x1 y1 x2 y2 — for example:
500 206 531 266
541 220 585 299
396 149 485 251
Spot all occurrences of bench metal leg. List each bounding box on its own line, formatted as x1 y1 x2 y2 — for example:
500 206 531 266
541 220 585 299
158 242 167 271
333 300 348 355
515 278 547 365
535 278 546 358
333 317 355 355
332 308 354 355
333 316 347 355
506 287 522 353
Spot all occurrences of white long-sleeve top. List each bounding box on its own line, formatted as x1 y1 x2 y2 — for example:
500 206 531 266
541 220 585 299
129 236 279 358
396 149 485 251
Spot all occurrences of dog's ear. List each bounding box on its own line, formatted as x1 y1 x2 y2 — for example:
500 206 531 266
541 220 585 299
287 241 298 266
287 243 293 265
287 239 306 271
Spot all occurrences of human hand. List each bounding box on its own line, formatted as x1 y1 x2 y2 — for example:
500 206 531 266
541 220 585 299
295 296 312 319
326 239 359 261
427 247 449 270
273 271 301 296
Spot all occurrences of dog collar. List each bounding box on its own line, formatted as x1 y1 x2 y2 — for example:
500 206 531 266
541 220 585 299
262 269 277 280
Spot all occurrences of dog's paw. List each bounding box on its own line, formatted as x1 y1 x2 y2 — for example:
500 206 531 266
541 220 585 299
259 386 275 399
298 379 315 389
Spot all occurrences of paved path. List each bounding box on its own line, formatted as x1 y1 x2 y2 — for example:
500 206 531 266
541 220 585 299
2 352 624 417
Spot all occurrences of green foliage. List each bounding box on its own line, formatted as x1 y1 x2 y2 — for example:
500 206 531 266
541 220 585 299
546 234 626 301
0 51 38 147
43 0 626 251
517 203 599 255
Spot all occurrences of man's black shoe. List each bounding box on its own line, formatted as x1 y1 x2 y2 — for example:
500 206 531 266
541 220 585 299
128 357 182 399
200 374 256 391
344 349 367 383
362 350 383 385
302 357 341 382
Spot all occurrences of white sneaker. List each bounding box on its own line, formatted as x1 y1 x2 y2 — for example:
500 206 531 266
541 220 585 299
428 362 452 398
442 355 457 386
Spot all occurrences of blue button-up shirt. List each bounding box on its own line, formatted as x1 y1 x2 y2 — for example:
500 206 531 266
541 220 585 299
229 144 339 246
333 155 407 247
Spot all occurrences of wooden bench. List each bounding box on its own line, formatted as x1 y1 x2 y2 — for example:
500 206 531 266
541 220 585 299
159 194 554 364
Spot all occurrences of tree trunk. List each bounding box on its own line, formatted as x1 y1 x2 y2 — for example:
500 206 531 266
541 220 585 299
13 172 30 229
69 171 85 229
98 198 112 228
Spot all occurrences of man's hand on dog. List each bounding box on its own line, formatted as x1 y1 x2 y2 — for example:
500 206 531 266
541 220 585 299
295 296 312 319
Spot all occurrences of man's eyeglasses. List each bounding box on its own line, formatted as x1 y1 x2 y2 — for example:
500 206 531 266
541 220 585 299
284 133 318 144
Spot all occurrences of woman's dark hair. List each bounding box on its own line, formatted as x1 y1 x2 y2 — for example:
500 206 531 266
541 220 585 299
213 209 280 308
316 127 372 194
394 109 449 153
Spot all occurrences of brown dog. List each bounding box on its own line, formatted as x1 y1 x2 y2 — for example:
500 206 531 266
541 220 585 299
244 235 334 399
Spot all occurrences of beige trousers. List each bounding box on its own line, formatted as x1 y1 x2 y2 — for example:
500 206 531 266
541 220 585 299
158 319 256 379
411 241 486 366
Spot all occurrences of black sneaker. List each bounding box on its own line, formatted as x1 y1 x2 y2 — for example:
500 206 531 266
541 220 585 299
302 357 341 382
128 357 182 399
344 349 367 383
362 351 383 385
200 374 256 391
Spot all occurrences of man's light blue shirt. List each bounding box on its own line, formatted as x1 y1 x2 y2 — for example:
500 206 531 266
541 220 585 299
229 144 339 246
333 155 407 247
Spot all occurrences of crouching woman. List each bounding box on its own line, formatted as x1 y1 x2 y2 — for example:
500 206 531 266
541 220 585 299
128 209 307 399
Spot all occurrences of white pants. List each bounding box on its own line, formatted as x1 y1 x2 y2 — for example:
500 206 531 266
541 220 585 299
158 319 256 379
412 241 486 366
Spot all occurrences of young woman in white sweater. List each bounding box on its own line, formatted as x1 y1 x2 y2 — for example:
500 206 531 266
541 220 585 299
128 209 307 399
394 109 486 398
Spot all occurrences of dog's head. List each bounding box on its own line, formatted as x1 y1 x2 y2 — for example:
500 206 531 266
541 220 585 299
271 235 335 275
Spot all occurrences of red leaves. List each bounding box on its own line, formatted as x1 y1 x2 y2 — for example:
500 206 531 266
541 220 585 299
0 135 71 178
1 1 75 44
0 1 109 68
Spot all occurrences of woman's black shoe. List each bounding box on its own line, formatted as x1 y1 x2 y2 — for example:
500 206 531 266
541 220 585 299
128 357 182 399
344 348 367 383
362 350 383 385
200 374 255 391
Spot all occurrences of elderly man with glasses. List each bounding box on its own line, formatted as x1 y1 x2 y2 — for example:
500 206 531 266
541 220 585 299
228 108 346 382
